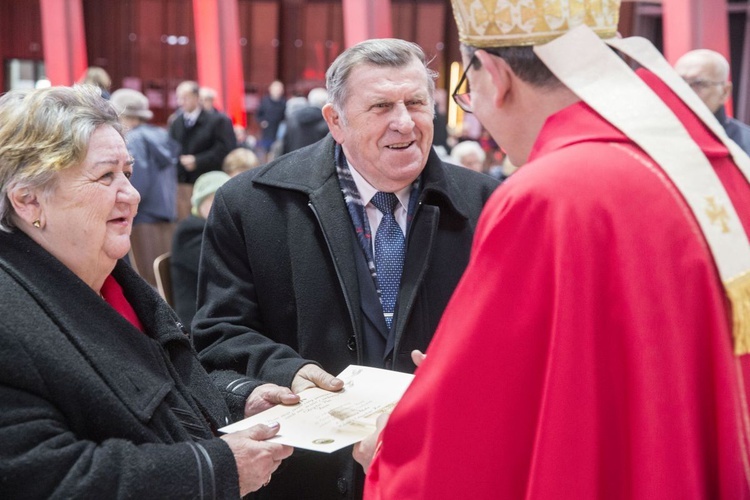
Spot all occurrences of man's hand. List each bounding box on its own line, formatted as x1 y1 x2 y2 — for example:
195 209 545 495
244 383 300 418
221 423 293 495
291 364 344 394
353 412 390 473
352 352 423 472
179 154 197 172
411 349 426 367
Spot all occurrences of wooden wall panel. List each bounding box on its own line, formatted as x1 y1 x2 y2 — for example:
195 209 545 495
391 0 451 88
297 2 343 92
82 0 121 78
327 2 345 63
1 0 44 90
416 3 447 86
1 1 44 59
392 2 417 43
161 0 197 84
279 0 303 89
81 0 197 124
238 0 280 92
138 0 169 87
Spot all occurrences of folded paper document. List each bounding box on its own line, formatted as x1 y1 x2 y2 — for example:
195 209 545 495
219 365 414 453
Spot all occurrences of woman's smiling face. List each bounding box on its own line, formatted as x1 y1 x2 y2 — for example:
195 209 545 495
36 125 140 278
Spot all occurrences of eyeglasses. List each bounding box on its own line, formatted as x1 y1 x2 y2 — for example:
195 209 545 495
452 54 477 114
683 78 726 91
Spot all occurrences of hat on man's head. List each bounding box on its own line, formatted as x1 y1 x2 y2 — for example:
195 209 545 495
110 88 153 120
451 0 621 48
191 171 230 217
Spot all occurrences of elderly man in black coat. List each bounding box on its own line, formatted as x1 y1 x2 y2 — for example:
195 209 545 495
193 39 499 500
169 80 236 219
674 49 750 155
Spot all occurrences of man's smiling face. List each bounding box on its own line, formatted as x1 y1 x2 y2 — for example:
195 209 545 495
324 57 435 192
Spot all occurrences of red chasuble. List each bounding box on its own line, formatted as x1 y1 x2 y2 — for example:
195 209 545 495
365 71 750 499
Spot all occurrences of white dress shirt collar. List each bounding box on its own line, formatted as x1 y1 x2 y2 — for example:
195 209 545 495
347 160 410 238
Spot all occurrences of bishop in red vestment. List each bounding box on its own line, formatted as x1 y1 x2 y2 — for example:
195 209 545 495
363 1 750 498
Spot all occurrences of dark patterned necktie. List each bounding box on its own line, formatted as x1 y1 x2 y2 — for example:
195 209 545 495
372 192 405 330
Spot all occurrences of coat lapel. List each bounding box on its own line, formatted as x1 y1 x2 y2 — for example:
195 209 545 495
392 204 439 346
352 235 389 338
253 137 365 346
306 172 364 339
0 232 177 424
391 150 469 347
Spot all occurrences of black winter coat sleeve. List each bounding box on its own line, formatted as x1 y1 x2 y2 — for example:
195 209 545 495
192 186 312 388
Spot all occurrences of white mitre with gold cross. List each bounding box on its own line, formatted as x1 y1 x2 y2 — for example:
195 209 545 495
451 0 750 354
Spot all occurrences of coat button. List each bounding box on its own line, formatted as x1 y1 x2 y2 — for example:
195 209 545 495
385 357 392 370
347 336 356 352
337 477 348 494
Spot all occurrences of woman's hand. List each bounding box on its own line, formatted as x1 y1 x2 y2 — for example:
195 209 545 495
221 423 293 495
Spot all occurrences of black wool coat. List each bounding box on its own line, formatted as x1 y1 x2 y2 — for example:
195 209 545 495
0 230 250 499
193 135 499 500
171 214 208 326
169 109 236 183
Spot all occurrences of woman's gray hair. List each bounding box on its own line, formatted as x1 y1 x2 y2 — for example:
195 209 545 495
0 84 122 232
450 140 486 163
326 38 439 114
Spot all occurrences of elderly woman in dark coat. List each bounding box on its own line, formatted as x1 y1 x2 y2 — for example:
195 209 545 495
0 85 295 499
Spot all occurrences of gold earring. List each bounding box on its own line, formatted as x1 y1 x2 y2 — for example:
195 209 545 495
33 220 41 228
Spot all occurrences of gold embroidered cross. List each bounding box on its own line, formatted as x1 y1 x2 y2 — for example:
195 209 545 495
473 3 501 32
705 196 730 233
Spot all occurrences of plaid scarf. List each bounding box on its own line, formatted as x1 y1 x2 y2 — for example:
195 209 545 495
335 145 420 305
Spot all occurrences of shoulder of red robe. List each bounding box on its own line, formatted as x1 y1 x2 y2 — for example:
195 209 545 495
535 26 750 355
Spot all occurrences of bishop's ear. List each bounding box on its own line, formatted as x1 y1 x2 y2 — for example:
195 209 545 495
475 50 513 108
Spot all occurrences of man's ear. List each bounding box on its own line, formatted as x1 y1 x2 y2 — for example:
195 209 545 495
721 81 733 104
322 103 345 144
7 186 42 227
475 50 513 108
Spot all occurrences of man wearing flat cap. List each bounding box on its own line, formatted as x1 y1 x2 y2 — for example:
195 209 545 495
363 0 750 498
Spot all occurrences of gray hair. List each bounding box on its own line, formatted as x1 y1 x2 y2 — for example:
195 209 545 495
81 66 112 91
450 140 486 163
0 85 122 232
285 96 309 119
199 86 217 100
674 49 731 81
326 38 438 113
307 87 328 109
177 80 200 96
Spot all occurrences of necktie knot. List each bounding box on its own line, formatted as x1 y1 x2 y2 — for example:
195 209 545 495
371 192 399 215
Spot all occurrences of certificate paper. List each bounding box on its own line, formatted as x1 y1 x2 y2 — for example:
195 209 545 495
218 365 414 453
